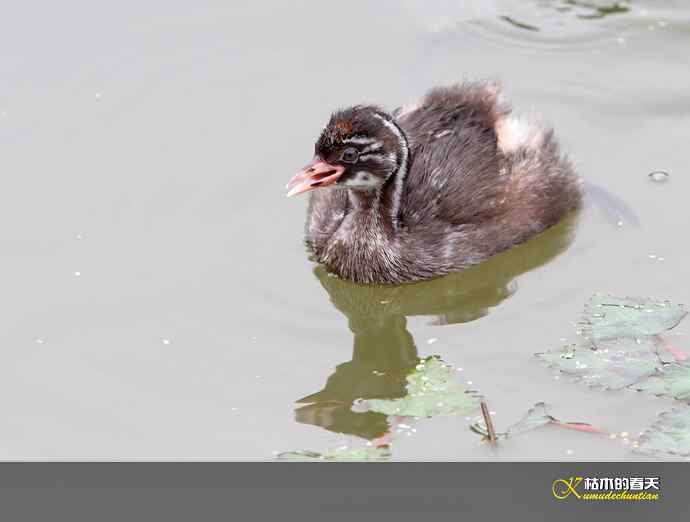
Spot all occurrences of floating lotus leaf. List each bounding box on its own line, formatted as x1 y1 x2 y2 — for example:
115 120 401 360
352 356 479 417
579 294 686 343
277 445 391 461
635 408 690 459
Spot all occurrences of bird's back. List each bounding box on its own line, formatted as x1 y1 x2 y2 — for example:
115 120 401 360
396 81 581 258
396 82 511 230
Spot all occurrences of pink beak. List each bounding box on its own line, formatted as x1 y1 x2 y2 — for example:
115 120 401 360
286 159 345 197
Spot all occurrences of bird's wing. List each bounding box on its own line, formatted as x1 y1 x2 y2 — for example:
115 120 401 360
396 81 509 228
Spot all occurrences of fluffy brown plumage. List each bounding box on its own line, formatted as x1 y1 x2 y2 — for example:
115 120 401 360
287 80 582 284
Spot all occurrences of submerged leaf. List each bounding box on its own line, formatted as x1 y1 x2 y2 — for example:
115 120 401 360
276 450 322 460
634 364 690 403
536 339 661 390
636 408 690 459
579 294 686 343
323 446 391 460
538 294 690 458
504 402 555 437
353 356 479 417
537 294 687 394
471 402 605 439
277 445 391 461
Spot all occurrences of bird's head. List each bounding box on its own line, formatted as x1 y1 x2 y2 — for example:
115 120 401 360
286 105 409 197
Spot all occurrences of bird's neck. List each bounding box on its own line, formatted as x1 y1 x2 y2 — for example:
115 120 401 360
377 113 409 230
347 115 410 231
345 174 404 236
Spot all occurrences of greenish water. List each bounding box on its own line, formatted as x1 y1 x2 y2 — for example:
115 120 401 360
0 0 688 459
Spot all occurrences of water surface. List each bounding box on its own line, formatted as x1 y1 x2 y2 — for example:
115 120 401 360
1 0 689 459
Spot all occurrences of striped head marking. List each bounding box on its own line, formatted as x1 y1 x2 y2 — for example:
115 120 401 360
308 105 409 192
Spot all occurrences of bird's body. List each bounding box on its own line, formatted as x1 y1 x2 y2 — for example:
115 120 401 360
287 81 582 284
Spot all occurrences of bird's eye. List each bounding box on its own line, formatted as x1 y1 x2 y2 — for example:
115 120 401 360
341 147 359 164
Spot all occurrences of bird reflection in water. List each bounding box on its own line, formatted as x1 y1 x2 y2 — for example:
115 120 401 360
293 214 578 450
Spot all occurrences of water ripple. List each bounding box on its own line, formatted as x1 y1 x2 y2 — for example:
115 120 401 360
409 0 690 56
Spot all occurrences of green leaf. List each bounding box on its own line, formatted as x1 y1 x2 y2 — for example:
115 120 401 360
352 356 479 417
504 402 556 437
471 402 605 440
636 408 690 458
276 450 322 460
579 294 686 343
537 294 690 458
536 339 662 390
635 364 690 402
277 446 391 461
537 295 688 397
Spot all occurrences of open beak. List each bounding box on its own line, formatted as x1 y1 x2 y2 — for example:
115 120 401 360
286 159 345 197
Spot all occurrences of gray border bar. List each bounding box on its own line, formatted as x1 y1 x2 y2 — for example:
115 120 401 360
0 463 686 520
